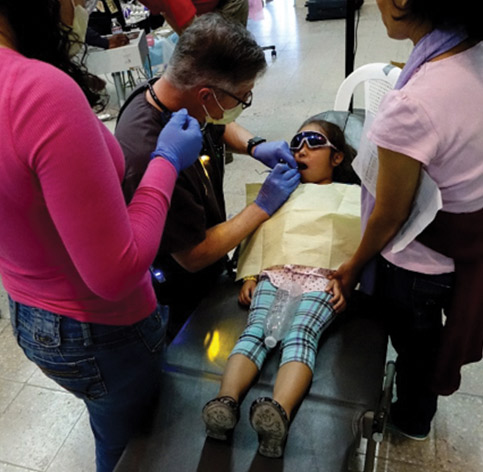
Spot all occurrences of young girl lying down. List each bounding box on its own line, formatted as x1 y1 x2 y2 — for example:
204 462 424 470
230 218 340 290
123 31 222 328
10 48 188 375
202 117 361 458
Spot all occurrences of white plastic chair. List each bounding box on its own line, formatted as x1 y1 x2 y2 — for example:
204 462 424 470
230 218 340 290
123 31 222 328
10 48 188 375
334 62 402 116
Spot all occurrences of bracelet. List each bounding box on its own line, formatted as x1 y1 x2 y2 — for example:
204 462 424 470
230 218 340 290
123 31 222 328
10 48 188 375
243 276 258 283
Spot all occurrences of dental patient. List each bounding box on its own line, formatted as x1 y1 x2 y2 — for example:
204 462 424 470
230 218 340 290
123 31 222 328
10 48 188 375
202 117 361 458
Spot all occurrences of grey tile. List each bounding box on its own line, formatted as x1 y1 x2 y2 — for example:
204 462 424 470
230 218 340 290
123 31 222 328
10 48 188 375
0 316 9 336
374 393 483 472
0 328 36 383
374 457 438 472
355 3 413 66
47 410 95 472
351 449 429 472
0 283 9 323
225 155 266 183
26 367 67 393
434 393 483 472
377 427 437 468
457 362 483 397
0 385 84 471
0 462 37 472
0 379 23 415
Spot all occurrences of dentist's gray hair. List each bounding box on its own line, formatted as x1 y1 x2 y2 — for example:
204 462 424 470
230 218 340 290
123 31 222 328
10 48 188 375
165 12 267 91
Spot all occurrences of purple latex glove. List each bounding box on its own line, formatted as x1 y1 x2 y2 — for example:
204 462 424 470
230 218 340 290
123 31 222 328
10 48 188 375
252 141 297 169
254 163 300 216
150 109 202 173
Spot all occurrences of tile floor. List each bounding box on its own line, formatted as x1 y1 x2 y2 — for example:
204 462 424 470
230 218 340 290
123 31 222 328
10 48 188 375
1 1 482 471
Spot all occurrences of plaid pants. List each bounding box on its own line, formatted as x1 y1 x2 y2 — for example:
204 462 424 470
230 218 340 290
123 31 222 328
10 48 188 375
230 278 335 373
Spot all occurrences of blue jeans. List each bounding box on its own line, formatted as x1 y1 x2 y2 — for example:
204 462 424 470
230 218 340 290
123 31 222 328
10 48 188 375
9 298 168 472
375 257 454 435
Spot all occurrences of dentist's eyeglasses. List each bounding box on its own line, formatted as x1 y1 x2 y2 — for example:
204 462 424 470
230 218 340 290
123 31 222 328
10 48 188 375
208 86 253 109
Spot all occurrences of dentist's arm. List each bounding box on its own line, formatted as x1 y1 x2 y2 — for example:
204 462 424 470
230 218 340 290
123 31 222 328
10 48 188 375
172 164 300 272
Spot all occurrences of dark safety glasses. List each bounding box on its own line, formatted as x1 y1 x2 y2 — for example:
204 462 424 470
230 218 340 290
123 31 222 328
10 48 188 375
290 131 339 152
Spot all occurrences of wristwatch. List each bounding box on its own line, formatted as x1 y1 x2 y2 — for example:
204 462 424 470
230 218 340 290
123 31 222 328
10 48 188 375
246 136 267 156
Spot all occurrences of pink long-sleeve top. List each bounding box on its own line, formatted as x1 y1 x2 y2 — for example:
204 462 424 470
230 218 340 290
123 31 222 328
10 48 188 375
0 48 177 325
139 0 219 29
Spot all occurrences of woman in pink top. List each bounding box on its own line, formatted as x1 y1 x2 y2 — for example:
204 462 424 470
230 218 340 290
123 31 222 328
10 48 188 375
335 0 483 440
0 1 202 470
140 0 248 34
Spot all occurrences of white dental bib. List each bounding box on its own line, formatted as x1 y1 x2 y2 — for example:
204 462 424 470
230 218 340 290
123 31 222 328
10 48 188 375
236 183 361 280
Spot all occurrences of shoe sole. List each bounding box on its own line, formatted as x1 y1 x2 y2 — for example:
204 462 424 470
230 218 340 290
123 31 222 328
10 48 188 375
202 401 237 441
387 422 429 441
250 402 287 458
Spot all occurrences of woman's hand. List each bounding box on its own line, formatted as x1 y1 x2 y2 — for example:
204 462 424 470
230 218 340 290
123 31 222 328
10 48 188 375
331 260 361 299
326 278 347 313
238 279 257 306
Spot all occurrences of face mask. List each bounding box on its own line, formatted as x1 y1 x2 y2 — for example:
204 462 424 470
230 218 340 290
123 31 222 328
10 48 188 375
68 4 89 57
203 91 245 125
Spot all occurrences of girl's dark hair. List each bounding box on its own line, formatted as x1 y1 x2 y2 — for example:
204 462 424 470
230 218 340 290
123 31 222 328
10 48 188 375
0 0 107 111
391 0 483 40
298 117 361 185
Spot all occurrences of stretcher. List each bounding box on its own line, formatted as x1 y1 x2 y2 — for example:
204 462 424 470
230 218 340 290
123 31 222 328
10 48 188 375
114 274 394 472
114 64 401 471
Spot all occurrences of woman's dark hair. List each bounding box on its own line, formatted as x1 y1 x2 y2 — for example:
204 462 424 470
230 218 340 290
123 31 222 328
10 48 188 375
391 0 483 40
0 0 107 111
298 117 361 185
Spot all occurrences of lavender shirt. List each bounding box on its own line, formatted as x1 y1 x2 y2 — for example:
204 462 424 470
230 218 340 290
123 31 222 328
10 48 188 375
368 41 483 274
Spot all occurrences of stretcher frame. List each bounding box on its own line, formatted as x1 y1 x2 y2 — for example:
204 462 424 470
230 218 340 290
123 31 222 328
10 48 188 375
114 63 401 472
114 274 394 472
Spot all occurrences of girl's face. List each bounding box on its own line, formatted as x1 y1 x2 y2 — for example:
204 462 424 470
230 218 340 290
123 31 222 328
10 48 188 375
291 125 343 185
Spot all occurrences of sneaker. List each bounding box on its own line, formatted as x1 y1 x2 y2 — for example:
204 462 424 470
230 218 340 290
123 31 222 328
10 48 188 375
387 420 429 441
250 397 290 458
388 406 430 441
202 396 239 441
